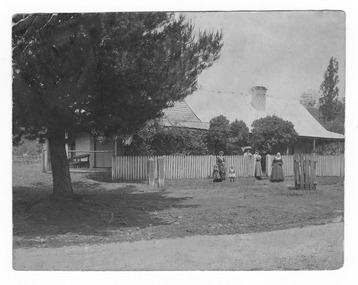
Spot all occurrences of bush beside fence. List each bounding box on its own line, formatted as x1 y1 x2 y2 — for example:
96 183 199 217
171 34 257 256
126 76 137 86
13 154 42 164
112 155 344 181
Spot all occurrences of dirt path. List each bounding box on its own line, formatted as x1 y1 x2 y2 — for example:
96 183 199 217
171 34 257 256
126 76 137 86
13 222 343 271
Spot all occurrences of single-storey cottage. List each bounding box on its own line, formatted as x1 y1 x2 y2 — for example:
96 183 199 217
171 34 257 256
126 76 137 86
185 86 344 154
67 86 344 168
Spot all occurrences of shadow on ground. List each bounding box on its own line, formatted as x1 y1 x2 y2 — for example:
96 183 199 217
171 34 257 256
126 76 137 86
13 180 195 248
13 166 344 249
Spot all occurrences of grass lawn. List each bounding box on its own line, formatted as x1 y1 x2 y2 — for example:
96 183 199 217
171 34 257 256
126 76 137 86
13 163 344 249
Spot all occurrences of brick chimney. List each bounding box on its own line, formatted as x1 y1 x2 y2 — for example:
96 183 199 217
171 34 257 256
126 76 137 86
251 86 267 111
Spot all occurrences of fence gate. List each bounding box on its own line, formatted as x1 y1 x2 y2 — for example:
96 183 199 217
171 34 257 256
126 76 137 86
294 154 317 190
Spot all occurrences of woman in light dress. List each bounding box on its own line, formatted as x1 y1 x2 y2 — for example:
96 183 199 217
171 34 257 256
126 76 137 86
254 151 263 179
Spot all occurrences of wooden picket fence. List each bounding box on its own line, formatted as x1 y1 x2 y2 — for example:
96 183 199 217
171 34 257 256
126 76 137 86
315 155 345 176
112 154 344 181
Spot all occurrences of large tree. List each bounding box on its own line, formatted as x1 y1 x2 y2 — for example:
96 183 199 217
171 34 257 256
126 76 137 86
250 115 298 155
318 57 341 122
13 13 223 200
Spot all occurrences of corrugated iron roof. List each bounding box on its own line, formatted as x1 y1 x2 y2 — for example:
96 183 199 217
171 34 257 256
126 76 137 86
182 90 344 139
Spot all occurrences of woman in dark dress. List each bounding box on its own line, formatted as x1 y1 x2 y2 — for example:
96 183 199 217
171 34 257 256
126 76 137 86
216 151 226 181
270 152 284 182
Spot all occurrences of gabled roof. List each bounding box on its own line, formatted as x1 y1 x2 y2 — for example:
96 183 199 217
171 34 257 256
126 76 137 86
161 100 209 130
162 100 202 122
183 90 344 139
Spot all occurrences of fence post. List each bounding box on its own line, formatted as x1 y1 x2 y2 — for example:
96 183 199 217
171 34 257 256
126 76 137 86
266 155 272 177
111 155 115 180
251 155 256 177
157 156 165 188
312 154 317 190
147 158 155 187
308 155 312 189
42 141 51 173
304 154 309 189
42 148 46 173
293 154 298 189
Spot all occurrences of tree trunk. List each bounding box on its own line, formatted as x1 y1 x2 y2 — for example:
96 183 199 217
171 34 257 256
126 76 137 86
48 133 73 201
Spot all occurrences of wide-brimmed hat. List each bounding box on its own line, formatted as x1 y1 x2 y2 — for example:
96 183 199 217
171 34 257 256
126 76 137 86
241 146 252 152
219 151 224 155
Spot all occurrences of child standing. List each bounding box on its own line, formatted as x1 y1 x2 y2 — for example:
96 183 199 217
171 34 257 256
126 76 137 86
213 165 222 182
229 165 236 182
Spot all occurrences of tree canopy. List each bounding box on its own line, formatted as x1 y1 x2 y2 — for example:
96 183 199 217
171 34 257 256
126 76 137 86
13 13 223 200
300 57 345 136
299 89 319 109
250 115 298 155
12 139 42 156
228 119 249 154
13 13 223 143
206 115 230 154
318 57 341 122
120 121 208 156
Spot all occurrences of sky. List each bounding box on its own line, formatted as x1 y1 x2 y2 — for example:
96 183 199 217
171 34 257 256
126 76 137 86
182 11 345 100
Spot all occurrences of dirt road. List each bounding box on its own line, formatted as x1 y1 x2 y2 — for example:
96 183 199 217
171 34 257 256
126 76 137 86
13 222 343 271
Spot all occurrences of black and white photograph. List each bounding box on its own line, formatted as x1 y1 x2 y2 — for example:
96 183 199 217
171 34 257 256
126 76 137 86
6 1 356 276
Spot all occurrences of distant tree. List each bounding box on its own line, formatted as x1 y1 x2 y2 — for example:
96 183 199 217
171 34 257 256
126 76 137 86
299 89 319 108
300 91 345 135
299 89 320 123
13 13 223 200
228 120 249 154
250 115 298 154
322 116 344 135
314 141 344 155
318 57 341 122
206 115 230 154
12 139 42 156
151 127 208 155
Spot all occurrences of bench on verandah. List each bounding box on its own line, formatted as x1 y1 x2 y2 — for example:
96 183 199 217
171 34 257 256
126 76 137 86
68 153 90 168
